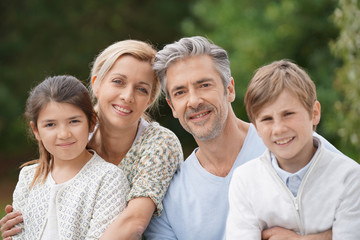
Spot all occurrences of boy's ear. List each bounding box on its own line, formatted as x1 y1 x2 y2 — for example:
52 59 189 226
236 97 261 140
30 121 41 141
166 98 178 119
227 78 236 102
312 100 321 126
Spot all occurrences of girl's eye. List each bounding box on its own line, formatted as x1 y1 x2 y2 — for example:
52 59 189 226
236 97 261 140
70 119 80 124
45 123 55 127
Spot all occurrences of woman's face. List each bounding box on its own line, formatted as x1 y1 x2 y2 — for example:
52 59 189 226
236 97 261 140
94 55 154 131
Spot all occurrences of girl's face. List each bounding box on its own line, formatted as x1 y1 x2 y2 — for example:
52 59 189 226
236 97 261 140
31 101 91 163
93 55 154 131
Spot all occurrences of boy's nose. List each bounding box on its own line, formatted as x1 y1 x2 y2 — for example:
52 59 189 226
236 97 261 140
272 120 287 134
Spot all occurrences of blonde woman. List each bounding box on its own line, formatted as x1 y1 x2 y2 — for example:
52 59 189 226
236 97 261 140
1 40 183 240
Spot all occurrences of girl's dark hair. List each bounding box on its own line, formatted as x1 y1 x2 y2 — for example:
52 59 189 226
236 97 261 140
23 75 96 186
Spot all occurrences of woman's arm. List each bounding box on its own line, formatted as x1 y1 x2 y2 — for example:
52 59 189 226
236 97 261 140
100 197 155 240
0 205 23 240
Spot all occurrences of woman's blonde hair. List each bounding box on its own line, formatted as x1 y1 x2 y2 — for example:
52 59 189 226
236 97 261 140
90 40 161 121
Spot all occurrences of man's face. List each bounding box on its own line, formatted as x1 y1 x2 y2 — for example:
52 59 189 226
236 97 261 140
166 55 235 141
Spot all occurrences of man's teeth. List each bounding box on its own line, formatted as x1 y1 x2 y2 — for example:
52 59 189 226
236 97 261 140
114 105 131 113
193 112 208 119
275 137 294 145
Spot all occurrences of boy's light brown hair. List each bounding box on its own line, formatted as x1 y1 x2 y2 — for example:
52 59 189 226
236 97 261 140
244 59 317 124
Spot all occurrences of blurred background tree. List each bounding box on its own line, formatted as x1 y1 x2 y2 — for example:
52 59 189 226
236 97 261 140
330 0 360 160
0 0 359 225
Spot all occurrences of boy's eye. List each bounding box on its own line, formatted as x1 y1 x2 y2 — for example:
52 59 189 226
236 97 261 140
285 112 294 116
261 117 272 122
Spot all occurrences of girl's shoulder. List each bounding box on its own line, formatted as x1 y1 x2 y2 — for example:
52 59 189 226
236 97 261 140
19 163 39 178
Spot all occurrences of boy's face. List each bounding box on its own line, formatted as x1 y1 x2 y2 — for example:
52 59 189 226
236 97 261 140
254 89 321 173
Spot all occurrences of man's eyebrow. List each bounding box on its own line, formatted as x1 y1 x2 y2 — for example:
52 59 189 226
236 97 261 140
195 78 214 84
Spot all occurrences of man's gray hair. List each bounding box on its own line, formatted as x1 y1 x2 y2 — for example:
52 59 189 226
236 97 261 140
153 36 232 98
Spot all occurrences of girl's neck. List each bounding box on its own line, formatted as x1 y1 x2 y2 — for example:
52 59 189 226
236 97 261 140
90 120 140 165
51 149 93 184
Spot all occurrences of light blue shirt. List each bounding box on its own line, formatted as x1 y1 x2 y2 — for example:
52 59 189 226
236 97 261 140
270 138 322 197
271 152 314 197
144 124 266 240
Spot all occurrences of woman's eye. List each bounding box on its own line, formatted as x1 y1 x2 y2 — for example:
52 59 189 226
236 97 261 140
45 123 55 127
137 87 149 94
112 79 124 85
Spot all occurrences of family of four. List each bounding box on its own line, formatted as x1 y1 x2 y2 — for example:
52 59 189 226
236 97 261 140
1 36 359 240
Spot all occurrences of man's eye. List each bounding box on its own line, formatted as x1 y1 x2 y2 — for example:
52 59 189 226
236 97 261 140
174 91 184 97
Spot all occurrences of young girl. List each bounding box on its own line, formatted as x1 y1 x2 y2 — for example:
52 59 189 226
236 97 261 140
12 75 130 239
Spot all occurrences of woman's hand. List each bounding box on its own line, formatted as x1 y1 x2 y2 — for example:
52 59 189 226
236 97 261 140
0 205 23 240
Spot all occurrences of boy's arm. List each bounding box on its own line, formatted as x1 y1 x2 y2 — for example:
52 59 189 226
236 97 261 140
226 172 261 240
332 167 360 239
262 227 332 240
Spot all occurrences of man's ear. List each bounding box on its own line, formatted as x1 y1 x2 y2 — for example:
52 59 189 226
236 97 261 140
312 100 321 126
166 98 178 119
30 121 41 141
227 77 236 102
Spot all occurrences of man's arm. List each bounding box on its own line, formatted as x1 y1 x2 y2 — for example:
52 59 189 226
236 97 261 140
143 205 177 240
262 227 332 240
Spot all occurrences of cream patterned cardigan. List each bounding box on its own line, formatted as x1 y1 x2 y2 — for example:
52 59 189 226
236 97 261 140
12 152 130 240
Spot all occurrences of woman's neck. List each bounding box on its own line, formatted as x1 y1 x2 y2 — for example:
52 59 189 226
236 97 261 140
89 120 140 165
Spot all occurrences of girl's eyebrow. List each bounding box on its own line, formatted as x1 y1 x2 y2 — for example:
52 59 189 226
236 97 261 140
40 115 84 123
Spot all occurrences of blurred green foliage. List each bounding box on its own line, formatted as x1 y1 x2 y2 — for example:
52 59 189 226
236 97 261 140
182 0 359 161
0 0 358 181
0 0 194 178
330 0 360 161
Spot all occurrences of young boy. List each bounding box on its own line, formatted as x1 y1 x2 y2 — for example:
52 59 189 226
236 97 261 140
226 60 360 240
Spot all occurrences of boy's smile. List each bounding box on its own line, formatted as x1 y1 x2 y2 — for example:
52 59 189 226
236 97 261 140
254 89 321 173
